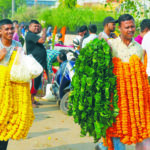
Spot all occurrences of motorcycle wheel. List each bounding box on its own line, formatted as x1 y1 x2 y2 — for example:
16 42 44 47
60 92 70 115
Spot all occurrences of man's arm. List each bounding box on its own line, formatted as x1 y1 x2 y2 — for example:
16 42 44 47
0 48 7 61
38 28 46 44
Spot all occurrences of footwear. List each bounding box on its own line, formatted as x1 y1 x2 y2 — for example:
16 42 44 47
32 103 39 108
34 100 43 105
95 144 101 150
95 143 108 150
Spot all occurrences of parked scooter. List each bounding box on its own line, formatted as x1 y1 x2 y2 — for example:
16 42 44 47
51 50 78 114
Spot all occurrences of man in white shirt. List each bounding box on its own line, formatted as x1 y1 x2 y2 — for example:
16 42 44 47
82 24 98 48
141 20 150 81
99 16 118 40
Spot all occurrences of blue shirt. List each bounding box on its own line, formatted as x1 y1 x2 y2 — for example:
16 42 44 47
47 50 60 74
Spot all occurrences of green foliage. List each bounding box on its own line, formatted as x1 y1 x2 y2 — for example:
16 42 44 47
38 7 94 31
38 7 114 31
68 39 119 142
12 5 44 23
0 0 25 19
59 0 77 8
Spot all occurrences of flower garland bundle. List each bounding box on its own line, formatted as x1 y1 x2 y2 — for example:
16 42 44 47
52 26 57 49
60 26 66 43
0 51 34 141
68 38 119 142
104 55 150 150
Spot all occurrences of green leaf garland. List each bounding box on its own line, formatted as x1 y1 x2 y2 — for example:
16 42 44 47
68 38 119 142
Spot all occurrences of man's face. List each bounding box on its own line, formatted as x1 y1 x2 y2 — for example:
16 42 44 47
107 22 116 32
29 23 39 33
38 24 42 33
0 24 14 40
119 20 135 40
78 32 84 37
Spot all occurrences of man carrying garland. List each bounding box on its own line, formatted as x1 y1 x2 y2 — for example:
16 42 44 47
96 14 150 150
0 19 34 150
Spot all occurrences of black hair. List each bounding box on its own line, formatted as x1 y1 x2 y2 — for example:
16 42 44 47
140 19 150 32
0 19 13 27
89 24 97 33
78 25 88 32
13 20 18 24
59 52 67 62
118 14 134 26
25 25 29 30
29 20 39 25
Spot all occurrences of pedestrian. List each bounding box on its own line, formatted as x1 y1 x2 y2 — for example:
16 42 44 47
46 50 68 83
13 23 20 42
25 20 47 107
141 19 150 83
135 19 150 45
46 26 52 43
99 16 118 40
0 19 34 150
78 25 89 49
82 24 98 48
96 14 150 150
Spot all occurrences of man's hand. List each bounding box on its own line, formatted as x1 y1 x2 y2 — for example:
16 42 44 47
42 28 46 33
38 28 47 44
0 48 7 61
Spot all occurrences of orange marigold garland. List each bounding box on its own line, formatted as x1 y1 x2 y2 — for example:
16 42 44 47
105 55 150 149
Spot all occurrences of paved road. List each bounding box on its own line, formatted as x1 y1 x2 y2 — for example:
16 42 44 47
8 100 135 150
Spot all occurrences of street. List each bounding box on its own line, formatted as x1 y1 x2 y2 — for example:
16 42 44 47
7 100 135 150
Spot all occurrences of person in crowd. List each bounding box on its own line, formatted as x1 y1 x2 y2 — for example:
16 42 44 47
73 35 82 50
23 25 29 53
135 19 150 45
46 26 52 43
25 20 47 107
82 24 98 48
96 14 147 150
99 16 118 40
0 19 25 150
54 52 68 84
13 23 20 42
20 24 25 38
57 33 64 45
13 20 18 27
141 19 150 83
78 25 89 49
46 49 65 82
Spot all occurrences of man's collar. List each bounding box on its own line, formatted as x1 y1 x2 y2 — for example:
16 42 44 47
118 36 136 47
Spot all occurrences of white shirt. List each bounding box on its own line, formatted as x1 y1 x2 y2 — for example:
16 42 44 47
0 40 22 66
109 37 144 63
99 31 109 39
142 31 150 76
82 34 98 48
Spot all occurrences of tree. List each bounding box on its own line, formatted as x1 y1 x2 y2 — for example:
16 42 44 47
0 0 26 19
59 0 77 8
0 0 11 18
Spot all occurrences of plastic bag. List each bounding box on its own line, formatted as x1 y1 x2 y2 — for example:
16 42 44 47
10 47 43 83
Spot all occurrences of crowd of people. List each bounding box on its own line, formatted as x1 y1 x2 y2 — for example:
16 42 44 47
0 13 150 150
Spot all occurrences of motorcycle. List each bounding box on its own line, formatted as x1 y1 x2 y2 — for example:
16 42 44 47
51 49 78 114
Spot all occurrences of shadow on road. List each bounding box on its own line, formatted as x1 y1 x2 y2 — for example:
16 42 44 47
36 142 135 150
34 106 59 113
27 128 70 139
35 142 95 150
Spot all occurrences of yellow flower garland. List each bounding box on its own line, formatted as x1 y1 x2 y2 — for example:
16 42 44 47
0 51 34 141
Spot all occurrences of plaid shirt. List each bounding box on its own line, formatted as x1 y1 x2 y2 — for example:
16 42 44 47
47 50 60 74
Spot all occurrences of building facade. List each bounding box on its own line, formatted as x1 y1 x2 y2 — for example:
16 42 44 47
26 0 57 6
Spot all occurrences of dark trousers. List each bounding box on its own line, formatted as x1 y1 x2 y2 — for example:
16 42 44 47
0 140 9 150
148 77 150 84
